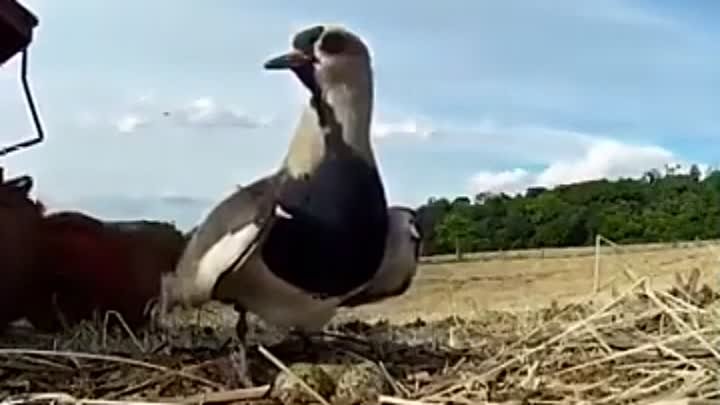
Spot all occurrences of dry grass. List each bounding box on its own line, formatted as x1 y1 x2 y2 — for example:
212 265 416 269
1 238 719 404
346 239 720 322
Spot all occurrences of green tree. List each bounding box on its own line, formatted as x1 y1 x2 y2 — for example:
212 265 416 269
689 164 702 182
417 162 720 255
435 209 474 260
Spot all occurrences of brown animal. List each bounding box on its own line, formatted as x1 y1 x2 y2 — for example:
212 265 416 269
0 171 45 331
27 211 187 332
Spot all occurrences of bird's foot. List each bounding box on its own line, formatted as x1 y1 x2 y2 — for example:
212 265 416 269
142 297 177 353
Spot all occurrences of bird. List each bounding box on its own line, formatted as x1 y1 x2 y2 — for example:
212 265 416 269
27 211 187 332
340 206 422 308
185 189 420 327
159 24 387 383
0 172 44 332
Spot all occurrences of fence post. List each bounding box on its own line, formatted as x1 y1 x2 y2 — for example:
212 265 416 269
593 234 601 294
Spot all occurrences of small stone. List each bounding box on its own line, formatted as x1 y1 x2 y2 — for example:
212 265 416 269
270 362 336 404
332 360 389 405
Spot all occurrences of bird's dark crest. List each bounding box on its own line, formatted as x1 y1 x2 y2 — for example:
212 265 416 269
292 25 324 54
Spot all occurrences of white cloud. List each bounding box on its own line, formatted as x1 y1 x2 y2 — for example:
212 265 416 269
109 96 270 134
170 97 270 129
469 168 532 195
115 114 149 134
469 137 683 196
372 118 436 140
535 139 673 185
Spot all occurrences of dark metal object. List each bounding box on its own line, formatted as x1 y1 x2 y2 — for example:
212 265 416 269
0 48 44 157
0 0 44 157
0 0 38 66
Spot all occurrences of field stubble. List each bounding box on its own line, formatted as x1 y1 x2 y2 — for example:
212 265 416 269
1 240 719 404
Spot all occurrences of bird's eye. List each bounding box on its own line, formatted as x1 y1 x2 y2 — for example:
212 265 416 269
320 32 346 55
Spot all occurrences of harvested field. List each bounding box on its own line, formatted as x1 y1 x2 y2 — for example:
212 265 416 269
348 239 720 322
1 240 720 404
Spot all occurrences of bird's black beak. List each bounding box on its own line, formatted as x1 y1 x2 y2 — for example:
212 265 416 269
263 49 315 70
264 48 321 97
265 25 324 69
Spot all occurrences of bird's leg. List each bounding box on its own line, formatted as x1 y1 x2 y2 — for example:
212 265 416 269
188 308 201 346
229 304 253 388
235 306 249 352
147 275 173 341
144 297 161 333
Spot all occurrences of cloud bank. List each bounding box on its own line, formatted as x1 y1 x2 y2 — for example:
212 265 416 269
468 136 701 196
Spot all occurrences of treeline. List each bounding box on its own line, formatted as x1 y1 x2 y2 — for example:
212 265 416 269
417 165 720 257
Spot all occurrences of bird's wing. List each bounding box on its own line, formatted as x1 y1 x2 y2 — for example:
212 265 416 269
170 172 284 304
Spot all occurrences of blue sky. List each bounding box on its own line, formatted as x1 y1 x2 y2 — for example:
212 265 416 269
1 0 719 230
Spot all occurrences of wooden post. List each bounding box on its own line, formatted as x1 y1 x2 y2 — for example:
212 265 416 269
593 234 601 294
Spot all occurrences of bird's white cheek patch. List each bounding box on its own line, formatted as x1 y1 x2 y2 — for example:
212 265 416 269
195 223 261 295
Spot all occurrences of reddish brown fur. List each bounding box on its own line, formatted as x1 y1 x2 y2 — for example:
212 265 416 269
27 211 187 332
0 173 44 331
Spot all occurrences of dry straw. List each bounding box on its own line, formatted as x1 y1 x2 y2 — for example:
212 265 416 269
1 236 719 404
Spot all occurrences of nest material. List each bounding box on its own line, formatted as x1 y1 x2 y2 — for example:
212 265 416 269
1 270 720 405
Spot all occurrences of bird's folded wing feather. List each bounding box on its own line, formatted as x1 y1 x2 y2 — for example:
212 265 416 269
174 173 282 296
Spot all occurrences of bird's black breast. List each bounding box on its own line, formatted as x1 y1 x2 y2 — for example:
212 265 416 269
260 154 388 297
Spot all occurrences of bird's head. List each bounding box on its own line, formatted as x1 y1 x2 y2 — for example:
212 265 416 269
266 24 378 167
263 24 372 99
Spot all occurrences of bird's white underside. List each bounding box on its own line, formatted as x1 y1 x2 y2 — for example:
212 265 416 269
193 206 361 332
226 255 353 332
